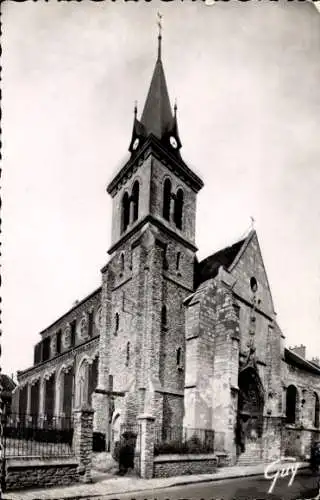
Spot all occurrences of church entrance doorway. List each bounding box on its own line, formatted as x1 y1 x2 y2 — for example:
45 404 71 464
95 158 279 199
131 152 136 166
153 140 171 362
236 367 264 463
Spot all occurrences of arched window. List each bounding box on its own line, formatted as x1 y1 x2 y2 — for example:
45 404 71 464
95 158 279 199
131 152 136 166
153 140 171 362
163 246 168 270
176 347 182 367
126 342 130 367
314 392 320 428
163 179 172 221
131 181 139 223
161 305 167 328
286 385 297 424
76 360 89 409
174 189 184 229
114 313 119 336
176 252 181 271
250 277 258 293
122 192 130 233
120 253 124 275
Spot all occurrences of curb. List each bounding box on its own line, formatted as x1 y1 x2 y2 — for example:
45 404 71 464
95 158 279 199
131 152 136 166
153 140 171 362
3 463 311 500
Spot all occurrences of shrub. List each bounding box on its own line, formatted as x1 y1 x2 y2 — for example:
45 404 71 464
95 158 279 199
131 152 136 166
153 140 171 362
154 439 187 456
93 432 106 452
186 435 202 453
154 436 213 456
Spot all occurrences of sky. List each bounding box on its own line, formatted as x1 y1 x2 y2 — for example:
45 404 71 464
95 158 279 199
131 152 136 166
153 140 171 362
2 0 320 377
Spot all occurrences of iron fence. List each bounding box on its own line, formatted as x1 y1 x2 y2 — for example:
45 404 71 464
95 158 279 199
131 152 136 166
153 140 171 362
120 423 140 438
154 425 215 455
1 413 74 458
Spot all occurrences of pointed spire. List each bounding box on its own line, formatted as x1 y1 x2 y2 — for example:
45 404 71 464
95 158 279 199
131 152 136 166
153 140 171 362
140 13 174 140
128 16 182 154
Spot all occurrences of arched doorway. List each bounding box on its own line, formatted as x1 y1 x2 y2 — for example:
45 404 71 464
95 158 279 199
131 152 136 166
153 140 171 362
236 367 264 459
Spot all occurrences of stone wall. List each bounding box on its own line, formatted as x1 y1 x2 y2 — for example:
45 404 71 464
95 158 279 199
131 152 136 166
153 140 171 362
98 182 196 439
4 457 79 491
109 157 152 247
16 285 101 423
153 454 218 478
16 336 99 418
262 416 283 462
282 362 320 427
73 407 94 483
183 231 289 466
31 288 101 367
184 278 239 460
150 158 197 245
282 426 320 459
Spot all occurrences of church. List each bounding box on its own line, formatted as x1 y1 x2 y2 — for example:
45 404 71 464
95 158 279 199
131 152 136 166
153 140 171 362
15 30 320 466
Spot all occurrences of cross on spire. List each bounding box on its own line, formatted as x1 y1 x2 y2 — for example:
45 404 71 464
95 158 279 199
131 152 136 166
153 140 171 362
250 216 255 230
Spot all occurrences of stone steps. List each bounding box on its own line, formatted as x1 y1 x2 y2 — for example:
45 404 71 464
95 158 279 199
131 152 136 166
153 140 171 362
237 449 263 466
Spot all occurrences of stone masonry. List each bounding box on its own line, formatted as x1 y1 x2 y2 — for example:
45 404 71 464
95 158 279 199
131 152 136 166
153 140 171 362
72 406 94 483
14 30 320 476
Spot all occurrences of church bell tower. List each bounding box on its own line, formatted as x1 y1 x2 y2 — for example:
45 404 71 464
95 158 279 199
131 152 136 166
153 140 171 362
94 23 204 443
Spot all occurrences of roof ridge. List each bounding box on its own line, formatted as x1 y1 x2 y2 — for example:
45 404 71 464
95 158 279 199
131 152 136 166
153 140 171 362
199 233 248 266
195 233 248 287
227 230 255 272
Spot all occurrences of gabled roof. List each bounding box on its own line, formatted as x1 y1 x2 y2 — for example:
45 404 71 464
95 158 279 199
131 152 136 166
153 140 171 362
285 348 320 375
195 235 247 288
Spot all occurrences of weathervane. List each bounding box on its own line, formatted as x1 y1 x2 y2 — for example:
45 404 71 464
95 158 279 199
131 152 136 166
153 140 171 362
157 11 163 36
157 12 163 60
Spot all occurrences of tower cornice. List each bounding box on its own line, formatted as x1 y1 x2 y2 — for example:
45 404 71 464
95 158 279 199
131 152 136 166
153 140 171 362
107 213 198 255
107 134 204 197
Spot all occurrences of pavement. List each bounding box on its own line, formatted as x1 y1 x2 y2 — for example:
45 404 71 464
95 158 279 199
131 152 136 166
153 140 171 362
3 459 311 500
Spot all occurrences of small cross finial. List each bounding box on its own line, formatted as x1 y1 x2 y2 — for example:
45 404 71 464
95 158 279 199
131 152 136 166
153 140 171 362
250 216 255 230
134 100 138 117
157 12 163 60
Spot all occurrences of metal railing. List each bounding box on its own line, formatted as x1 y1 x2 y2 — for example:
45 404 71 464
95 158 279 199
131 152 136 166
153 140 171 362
120 423 140 438
154 425 215 455
1 413 74 458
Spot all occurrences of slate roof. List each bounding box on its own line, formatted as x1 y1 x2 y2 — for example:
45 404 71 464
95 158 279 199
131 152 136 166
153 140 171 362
140 56 174 140
39 286 102 336
195 236 246 288
284 348 320 375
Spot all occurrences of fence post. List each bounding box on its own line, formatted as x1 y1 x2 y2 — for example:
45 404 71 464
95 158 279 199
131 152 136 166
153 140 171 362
0 351 3 498
73 404 94 483
137 413 155 479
